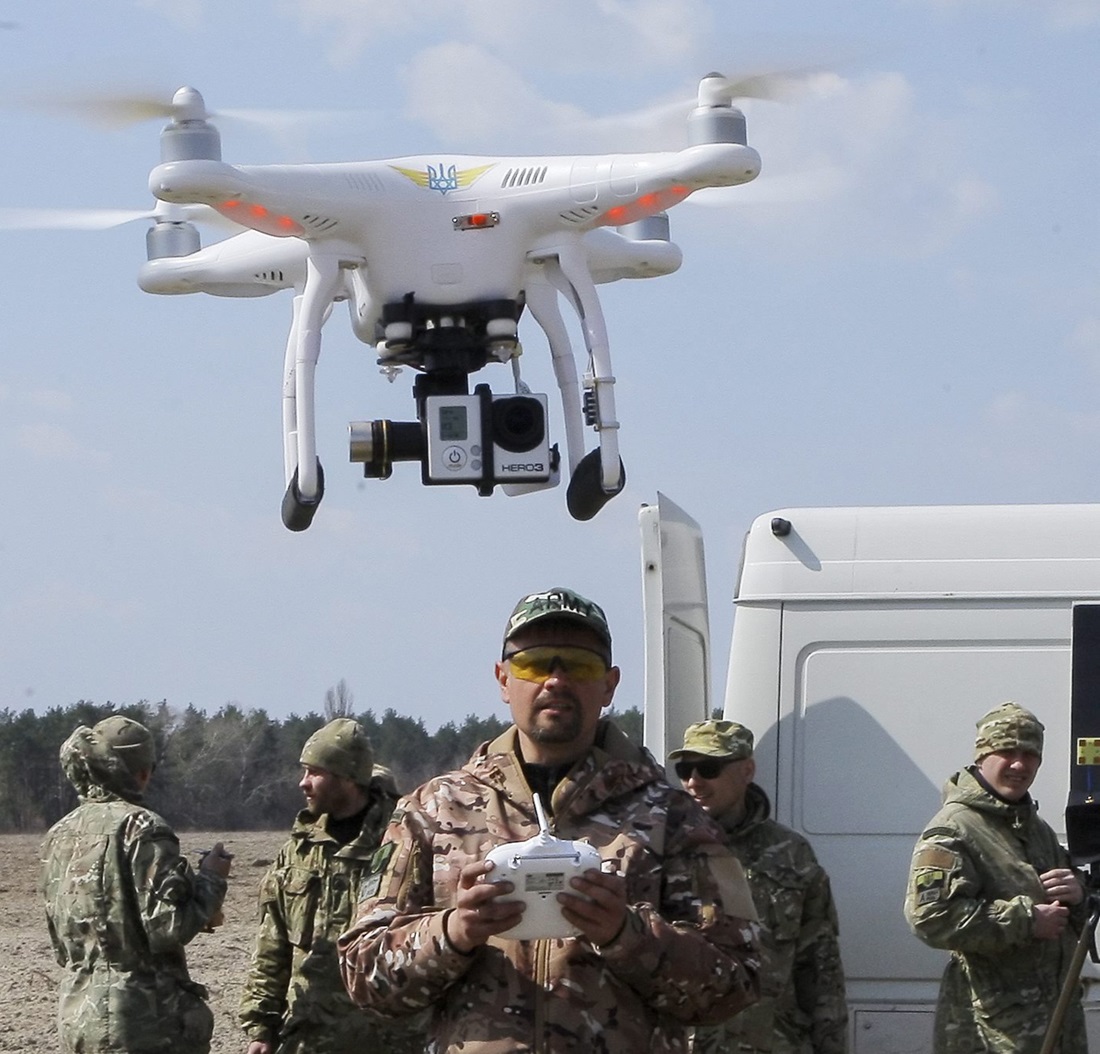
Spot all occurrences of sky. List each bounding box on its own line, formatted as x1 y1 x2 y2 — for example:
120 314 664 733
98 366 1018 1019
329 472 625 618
0 0 1097 733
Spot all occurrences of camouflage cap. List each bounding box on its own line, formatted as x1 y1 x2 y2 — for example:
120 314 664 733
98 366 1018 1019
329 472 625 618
974 701 1044 762
300 718 375 786
668 720 755 761
93 715 156 775
502 587 612 658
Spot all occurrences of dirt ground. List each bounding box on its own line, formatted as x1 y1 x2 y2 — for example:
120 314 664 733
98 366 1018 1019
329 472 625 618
0 829 289 1054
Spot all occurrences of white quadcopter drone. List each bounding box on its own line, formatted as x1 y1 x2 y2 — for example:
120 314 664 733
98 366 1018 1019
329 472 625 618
132 75 761 530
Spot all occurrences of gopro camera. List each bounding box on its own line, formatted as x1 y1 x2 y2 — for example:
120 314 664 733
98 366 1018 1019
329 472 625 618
483 795 602 940
423 389 551 485
349 383 558 494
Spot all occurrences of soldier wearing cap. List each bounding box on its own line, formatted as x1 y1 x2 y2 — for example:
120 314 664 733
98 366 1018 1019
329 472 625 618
41 715 231 1054
671 720 848 1054
239 718 422 1054
340 587 762 1054
904 702 1088 1054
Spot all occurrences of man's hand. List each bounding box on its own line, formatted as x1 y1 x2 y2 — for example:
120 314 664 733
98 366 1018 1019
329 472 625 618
199 842 233 880
1040 867 1084 906
559 868 628 947
246 1042 273 1054
444 859 525 954
1033 901 1071 940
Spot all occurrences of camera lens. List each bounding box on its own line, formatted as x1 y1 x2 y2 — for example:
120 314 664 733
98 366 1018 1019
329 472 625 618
491 396 545 453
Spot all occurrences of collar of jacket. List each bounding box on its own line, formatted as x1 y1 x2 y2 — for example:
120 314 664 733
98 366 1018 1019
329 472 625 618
470 718 663 823
289 785 396 856
719 781 772 838
946 766 1038 826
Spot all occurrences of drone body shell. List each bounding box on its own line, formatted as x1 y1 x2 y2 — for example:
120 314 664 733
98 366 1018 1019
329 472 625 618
148 141 759 312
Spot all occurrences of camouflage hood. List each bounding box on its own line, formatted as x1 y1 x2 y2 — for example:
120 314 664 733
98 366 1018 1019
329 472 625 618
59 724 148 804
942 766 1037 826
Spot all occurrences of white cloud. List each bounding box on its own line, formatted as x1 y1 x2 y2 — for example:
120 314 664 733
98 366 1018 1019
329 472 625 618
134 0 207 32
1051 0 1100 25
462 0 708 71
1 579 143 626
277 0 446 65
401 43 589 151
921 0 1100 28
1070 317 1100 375
17 422 110 464
278 0 712 70
685 69 1002 258
976 388 1100 483
21 388 74 412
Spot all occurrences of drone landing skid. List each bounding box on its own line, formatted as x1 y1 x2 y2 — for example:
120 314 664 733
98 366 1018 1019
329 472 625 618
566 449 626 522
281 460 325 532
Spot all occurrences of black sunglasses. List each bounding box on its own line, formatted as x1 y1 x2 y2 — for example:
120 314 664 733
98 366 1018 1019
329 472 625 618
673 757 733 781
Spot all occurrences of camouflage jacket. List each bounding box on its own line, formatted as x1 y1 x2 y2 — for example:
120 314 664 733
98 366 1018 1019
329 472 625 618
40 796 227 1054
339 719 761 1054
904 767 1087 1054
694 783 848 1054
239 781 423 1054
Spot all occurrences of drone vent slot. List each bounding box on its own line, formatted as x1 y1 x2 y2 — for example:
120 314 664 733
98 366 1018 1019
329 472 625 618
256 270 285 284
501 166 548 189
558 205 601 225
301 214 339 232
345 172 387 193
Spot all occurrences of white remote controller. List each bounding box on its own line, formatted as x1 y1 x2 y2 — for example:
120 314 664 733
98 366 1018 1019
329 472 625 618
483 794 602 940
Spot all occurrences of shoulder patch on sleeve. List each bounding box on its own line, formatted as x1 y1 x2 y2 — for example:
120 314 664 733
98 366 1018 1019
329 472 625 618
912 868 948 905
358 842 396 903
913 846 957 871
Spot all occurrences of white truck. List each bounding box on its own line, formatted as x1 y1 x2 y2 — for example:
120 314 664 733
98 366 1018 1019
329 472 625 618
640 494 1100 1054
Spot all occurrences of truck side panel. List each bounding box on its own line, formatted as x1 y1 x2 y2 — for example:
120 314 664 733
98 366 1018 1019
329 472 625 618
721 505 1100 1053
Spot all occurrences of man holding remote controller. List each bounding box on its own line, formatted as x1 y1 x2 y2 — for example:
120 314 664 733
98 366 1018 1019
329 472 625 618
340 587 762 1053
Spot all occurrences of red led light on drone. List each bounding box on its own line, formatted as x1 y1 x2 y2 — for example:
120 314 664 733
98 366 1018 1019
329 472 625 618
598 185 692 228
215 199 304 238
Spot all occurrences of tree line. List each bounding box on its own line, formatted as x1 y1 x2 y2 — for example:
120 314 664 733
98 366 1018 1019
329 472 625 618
0 692 643 833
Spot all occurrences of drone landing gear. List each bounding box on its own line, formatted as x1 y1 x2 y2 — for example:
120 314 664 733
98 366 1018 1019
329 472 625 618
281 460 325 532
566 449 626 521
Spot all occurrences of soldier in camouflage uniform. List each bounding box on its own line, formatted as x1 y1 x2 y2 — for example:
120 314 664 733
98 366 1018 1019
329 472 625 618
671 721 848 1054
239 718 423 1054
340 587 762 1054
904 701 1088 1054
40 715 231 1054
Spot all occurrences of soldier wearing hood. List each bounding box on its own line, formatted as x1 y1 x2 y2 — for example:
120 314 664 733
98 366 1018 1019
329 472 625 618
671 720 848 1054
904 702 1088 1053
339 587 762 1054
40 715 231 1054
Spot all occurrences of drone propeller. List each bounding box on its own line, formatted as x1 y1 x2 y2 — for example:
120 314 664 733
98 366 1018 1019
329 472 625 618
695 69 811 107
0 202 240 232
18 82 369 143
16 85 191 128
555 66 824 154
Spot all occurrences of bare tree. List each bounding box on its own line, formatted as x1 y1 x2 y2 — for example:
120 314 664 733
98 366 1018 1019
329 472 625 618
323 679 355 720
